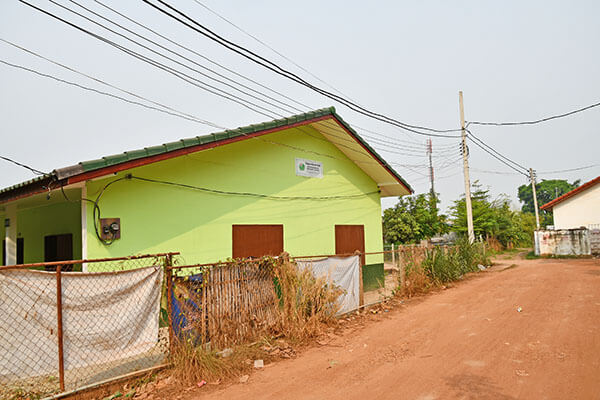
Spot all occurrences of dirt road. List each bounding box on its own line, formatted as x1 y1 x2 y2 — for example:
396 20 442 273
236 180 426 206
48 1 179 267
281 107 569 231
191 258 600 400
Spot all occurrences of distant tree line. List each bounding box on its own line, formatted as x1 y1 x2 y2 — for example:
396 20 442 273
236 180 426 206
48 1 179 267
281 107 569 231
383 178 580 248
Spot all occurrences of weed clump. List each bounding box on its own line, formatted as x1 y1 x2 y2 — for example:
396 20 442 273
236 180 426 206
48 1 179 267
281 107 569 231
399 237 490 297
271 257 343 342
170 340 266 385
169 256 343 385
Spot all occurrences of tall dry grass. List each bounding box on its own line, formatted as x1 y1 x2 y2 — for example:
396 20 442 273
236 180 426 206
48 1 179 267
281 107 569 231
271 257 343 342
169 256 343 384
170 339 267 385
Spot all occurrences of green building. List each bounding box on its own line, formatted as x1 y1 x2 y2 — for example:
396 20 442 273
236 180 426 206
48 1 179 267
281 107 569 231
0 108 411 289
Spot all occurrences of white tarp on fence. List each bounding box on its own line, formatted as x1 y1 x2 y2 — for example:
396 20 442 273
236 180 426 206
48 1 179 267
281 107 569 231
296 256 360 315
0 266 163 380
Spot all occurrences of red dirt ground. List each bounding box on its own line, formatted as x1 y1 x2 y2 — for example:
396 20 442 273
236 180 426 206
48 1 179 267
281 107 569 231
167 257 600 400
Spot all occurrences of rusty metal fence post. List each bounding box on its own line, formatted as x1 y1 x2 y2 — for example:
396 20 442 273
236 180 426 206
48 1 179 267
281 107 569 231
56 264 65 392
165 255 175 357
0 252 179 399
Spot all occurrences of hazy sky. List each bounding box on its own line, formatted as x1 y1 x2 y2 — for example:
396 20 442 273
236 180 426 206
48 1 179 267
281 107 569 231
1 0 598 213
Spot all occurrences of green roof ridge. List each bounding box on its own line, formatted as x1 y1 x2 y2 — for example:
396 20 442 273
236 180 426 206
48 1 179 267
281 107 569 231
77 107 336 172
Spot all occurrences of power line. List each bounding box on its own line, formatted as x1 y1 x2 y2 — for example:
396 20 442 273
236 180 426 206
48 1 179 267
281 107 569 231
94 0 312 112
360 133 458 154
130 175 379 200
190 0 357 103
13 0 423 188
0 37 226 129
0 53 412 179
66 0 304 116
6 39 585 185
318 120 459 157
48 0 294 118
465 134 528 177
354 124 459 147
16 0 284 120
466 129 529 173
467 100 600 127
141 0 462 138
0 58 407 180
112 0 462 151
0 155 47 176
18 0 453 159
470 168 521 176
0 58 226 127
537 163 600 175
472 164 600 176
308 122 446 159
190 1 465 142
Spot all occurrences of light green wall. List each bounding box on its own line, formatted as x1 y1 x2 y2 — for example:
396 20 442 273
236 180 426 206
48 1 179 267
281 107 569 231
85 126 385 270
0 201 82 264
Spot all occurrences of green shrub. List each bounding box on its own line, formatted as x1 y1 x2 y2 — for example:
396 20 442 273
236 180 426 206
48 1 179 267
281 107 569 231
413 237 490 286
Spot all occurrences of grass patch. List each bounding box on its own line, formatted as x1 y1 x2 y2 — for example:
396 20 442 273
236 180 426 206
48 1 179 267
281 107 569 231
525 251 538 259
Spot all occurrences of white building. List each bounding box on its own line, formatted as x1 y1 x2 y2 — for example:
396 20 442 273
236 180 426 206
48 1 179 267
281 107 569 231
541 176 600 229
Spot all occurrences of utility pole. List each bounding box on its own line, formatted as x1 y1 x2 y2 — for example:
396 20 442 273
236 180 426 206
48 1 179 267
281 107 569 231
529 168 541 229
427 138 435 199
459 91 475 243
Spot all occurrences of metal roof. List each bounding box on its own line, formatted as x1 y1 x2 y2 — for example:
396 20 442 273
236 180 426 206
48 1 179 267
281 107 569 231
0 174 52 196
1 107 412 199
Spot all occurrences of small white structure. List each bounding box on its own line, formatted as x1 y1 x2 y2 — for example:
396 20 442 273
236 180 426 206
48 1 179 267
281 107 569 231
536 176 600 256
534 229 591 256
541 176 600 229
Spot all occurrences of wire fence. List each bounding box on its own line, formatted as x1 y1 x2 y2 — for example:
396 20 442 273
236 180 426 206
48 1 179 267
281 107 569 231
0 246 451 399
0 253 177 400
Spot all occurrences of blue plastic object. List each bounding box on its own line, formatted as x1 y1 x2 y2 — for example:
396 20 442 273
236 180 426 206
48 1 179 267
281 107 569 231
170 273 203 339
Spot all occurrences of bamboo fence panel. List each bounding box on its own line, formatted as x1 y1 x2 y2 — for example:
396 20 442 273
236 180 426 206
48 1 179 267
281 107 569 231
172 260 279 349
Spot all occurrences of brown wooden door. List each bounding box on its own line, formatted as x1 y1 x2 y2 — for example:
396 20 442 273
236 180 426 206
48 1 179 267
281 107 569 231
335 225 365 265
232 225 284 259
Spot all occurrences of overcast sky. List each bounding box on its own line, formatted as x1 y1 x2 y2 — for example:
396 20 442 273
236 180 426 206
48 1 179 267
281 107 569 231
1 0 598 213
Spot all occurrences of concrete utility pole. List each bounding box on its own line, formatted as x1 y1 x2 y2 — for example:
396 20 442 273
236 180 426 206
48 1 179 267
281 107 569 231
529 168 541 229
427 138 435 199
459 91 475 243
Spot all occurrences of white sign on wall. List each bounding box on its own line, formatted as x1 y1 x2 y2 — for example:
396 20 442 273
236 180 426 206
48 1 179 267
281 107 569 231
295 158 323 178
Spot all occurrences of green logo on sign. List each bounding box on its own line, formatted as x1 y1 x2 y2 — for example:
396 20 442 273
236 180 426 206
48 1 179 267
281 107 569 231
299 163 305 171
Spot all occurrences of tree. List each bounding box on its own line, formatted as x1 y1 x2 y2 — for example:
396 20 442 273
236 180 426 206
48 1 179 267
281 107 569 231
492 198 537 247
517 179 580 227
450 182 497 239
383 194 448 244
450 181 536 247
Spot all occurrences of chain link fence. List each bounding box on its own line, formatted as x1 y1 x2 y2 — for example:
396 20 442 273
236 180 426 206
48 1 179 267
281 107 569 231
0 253 177 400
1 248 453 399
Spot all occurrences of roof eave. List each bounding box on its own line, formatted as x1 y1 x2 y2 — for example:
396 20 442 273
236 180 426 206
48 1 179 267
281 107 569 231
540 176 600 210
0 107 412 202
